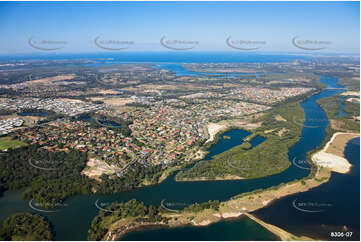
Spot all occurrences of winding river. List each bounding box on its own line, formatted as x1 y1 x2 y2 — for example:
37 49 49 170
0 76 358 241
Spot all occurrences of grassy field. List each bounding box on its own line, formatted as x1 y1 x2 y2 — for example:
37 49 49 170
0 136 27 151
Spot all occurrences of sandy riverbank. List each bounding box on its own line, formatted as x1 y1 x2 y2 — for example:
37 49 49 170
222 167 330 214
205 119 261 144
312 132 359 174
205 123 228 143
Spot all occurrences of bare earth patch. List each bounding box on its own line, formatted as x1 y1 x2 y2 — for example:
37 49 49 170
277 127 288 137
264 128 276 134
90 97 135 106
275 114 287 122
97 89 121 95
25 75 76 85
82 158 120 181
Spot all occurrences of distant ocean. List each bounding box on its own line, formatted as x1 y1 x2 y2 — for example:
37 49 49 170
0 51 312 63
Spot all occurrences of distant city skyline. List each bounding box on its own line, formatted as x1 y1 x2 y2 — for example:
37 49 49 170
0 1 359 54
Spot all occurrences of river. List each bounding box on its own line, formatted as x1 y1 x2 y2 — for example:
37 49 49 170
152 63 261 78
0 76 358 241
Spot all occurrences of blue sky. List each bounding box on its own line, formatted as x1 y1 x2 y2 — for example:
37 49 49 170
0 1 359 54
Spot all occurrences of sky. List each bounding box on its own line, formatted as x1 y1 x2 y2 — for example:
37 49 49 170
0 1 359 55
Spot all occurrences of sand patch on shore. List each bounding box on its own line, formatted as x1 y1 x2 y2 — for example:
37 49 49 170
340 91 360 97
312 152 351 174
206 123 227 143
221 167 331 215
275 114 287 122
277 128 288 137
346 97 360 103
205 119 261 144
312 132 359 174
220 212 242 218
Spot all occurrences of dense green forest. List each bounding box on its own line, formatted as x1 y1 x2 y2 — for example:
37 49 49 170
176 102 305 180
0 213 53 241
0 144 91 208
0 144 165 208
88 199 165 241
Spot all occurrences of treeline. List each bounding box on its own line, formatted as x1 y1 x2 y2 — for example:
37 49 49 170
0 144 168 209
0 144 91 208
0 213 53 241
183 200 220 213
88 199 165 241
96 163 164 193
